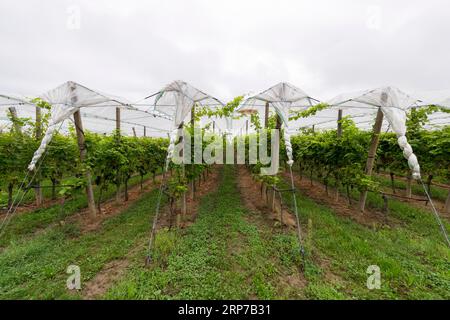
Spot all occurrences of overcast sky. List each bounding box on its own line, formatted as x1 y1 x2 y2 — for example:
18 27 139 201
1 0 450 102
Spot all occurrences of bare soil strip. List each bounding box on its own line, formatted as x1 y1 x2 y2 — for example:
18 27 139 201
82 243 145 300
235 166 310 295
236 165 297 229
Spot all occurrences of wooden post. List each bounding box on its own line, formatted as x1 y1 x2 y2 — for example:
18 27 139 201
246 119 249 135
264 102 269 128
115 107 121 202
335 110 343 202
178 124 187 223
115 107 121 132
35 106 42 140
276 115 282 130
8 107 22 134
190 105 195 201
406 174 413 199
337 109 343 138
359 107 384 212
445 190 450 214
73 111 97 218
34 106 43 206
144 126 147 137
274 114 282 170
132 127 137 137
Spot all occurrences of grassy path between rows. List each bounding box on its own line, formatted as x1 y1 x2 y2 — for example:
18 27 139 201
105 165 449 299
0 186 163 299
0 165 448 299
105 166 305 299
279 172 450 299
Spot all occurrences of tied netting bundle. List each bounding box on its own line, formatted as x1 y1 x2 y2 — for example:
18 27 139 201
238 82 318 166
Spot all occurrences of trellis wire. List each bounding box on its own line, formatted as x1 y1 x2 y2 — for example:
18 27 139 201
419 178 450 248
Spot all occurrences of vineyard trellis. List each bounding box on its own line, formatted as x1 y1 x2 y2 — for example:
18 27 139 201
1 80 450 257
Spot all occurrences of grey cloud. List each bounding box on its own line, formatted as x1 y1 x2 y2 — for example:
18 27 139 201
0 0 449 103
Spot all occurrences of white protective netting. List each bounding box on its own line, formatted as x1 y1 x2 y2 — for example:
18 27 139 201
410 90 450 130
3 82 449 177
27 81 173 171
297 86 430 179
292 88 450 132
0 95 41 132
141 80 224 163
237 82 319 166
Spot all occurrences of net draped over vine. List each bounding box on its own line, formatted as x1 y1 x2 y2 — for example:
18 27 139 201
0 81 449 179
291 88 450 132
144 80 224 164
27 81 172 171
315 87 425 179
237 82 318 166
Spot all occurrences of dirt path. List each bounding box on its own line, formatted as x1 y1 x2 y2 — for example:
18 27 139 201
0 196 65 218
236 165 297 229
235 166 308 294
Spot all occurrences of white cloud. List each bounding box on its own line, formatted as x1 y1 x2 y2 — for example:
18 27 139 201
0 0 449 103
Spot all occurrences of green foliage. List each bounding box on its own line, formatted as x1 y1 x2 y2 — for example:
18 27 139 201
250 113 262 130
0 123 169 207
166 167 188 199
406 106 449 134
0 132 37 206
30 98 52 134
86 132 169 198
292 118 379 192
289 103 329 121
194 96 243 120
405 108 450 178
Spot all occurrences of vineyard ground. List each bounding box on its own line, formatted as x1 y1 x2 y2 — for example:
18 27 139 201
0 166 448 299
104 165 449 299
0 181 164 299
